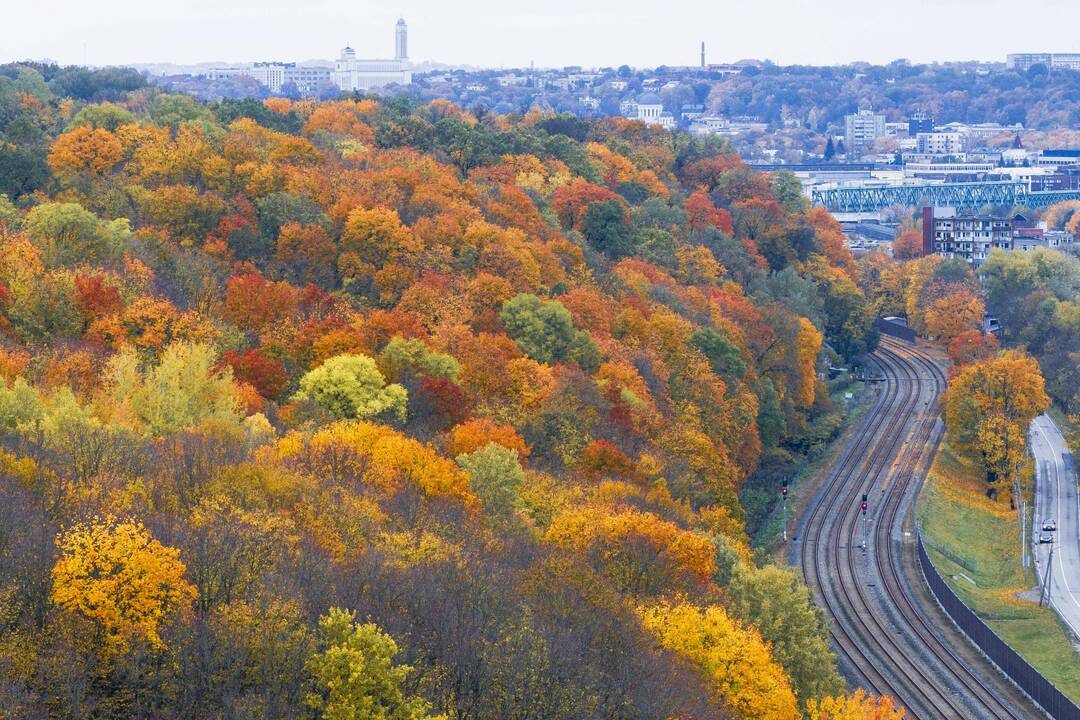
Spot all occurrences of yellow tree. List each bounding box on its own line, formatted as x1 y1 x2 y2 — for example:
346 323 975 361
944 350 1050 492
806 690 905 719
639 601 799 720
48 126 123 179
51 517 196 654
922 288 984 343
795 317 823 408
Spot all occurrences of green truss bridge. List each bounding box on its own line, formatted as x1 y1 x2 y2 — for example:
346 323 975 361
811 181 1080 213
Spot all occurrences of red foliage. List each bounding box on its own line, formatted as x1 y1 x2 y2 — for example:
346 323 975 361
73 273 123 319
224 273 300 332
551 178 626 229
220 348 289 399
685 191 734 235
947 330 1000 368
0 282 11 308
578 440 637 480
680 155 745 191
418 376 468 426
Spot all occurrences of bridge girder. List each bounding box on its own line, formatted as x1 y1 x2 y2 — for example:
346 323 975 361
811 182 1080 213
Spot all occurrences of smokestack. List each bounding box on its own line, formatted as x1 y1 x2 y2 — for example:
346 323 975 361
701 41 705 68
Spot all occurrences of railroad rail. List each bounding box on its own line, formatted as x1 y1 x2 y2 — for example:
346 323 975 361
797 337 1032 719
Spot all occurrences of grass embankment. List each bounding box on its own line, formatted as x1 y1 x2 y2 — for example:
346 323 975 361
918 442 1080 702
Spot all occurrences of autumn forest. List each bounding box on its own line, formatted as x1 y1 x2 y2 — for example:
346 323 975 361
0 64 918 720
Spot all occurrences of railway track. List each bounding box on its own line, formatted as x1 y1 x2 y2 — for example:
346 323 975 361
797 337 1030 719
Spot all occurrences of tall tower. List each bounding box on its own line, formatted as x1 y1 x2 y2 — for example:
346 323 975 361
701 41 705 68
395 18 408 60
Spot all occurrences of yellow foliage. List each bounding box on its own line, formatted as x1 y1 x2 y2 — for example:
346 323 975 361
639 601 799 720
51 517 196 654
806 689 905 719
274 421 475 504
545 505 716 594
795 317 823 408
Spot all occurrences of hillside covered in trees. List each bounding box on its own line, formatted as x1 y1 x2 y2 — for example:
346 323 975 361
0 64 889 719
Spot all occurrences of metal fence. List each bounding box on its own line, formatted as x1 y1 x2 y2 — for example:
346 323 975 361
918 533 1080 719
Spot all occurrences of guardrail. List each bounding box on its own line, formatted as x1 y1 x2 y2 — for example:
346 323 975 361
918 533 1080 719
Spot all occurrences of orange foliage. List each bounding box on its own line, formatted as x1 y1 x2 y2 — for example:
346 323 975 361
224 273 300 333
446 418 530 459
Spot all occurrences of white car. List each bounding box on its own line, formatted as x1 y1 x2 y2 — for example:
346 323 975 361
1043 519 1057 532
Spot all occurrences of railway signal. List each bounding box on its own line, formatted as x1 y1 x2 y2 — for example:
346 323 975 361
781 479 789 542
860 494 868 549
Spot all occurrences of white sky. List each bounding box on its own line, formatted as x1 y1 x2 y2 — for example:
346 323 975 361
6 0 1080 69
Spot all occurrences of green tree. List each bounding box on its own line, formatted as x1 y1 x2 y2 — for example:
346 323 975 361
148 94 216 130
456 442 525 519
499 294 600 370
295 354 407 423
690 327 746 381
380 336 460 383
109 341 241 436
581 200 636 258
68 102 136 131
771 170 809 213
727 563 844 708
24 201 106 267
305 608 437 720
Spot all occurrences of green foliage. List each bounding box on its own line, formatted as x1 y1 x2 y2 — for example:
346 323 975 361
68 102 136 131
756 379 785 449
305 608 437 720
0 194 22 231
0 144 50 198
109 342 241 436
149 94 216 130
456 442 526 519
499 293 601 370
727 562 844 707
581 200 636 258
295 354 408 423
690 327 746 381
380 336 461 383
24 201 107 267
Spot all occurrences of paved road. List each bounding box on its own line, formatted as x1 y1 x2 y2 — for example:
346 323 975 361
1030 413 1080 638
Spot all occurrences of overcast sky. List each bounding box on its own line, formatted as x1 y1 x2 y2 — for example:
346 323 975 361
6 0 1080 69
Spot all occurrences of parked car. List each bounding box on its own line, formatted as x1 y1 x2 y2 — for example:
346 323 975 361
1043 519 1057 532
1039 532 1055 544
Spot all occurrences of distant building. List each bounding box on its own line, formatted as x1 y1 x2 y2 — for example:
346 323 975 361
1007 53 1080 71
922 207 1015 266
844 108 886 159
916 131 965 155
207 62 330 94
332 18 412 92
921 207 1075 265
626 92 674 129
908 110 934 136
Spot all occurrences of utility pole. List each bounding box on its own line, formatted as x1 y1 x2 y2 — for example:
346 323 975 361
1040 538 1054 607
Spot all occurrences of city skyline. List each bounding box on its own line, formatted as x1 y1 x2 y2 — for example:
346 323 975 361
8 0 1080 69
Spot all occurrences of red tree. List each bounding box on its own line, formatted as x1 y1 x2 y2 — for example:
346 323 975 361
219 348 288 399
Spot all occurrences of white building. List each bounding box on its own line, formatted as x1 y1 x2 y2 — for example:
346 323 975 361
207 62 331 94
630 92 674 129
333 18 412 92
845 108 886 159
916 131 965 155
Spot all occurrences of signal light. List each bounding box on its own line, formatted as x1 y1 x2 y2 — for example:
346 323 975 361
861 502 868 511
861 494 868 512
782 487 788 496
